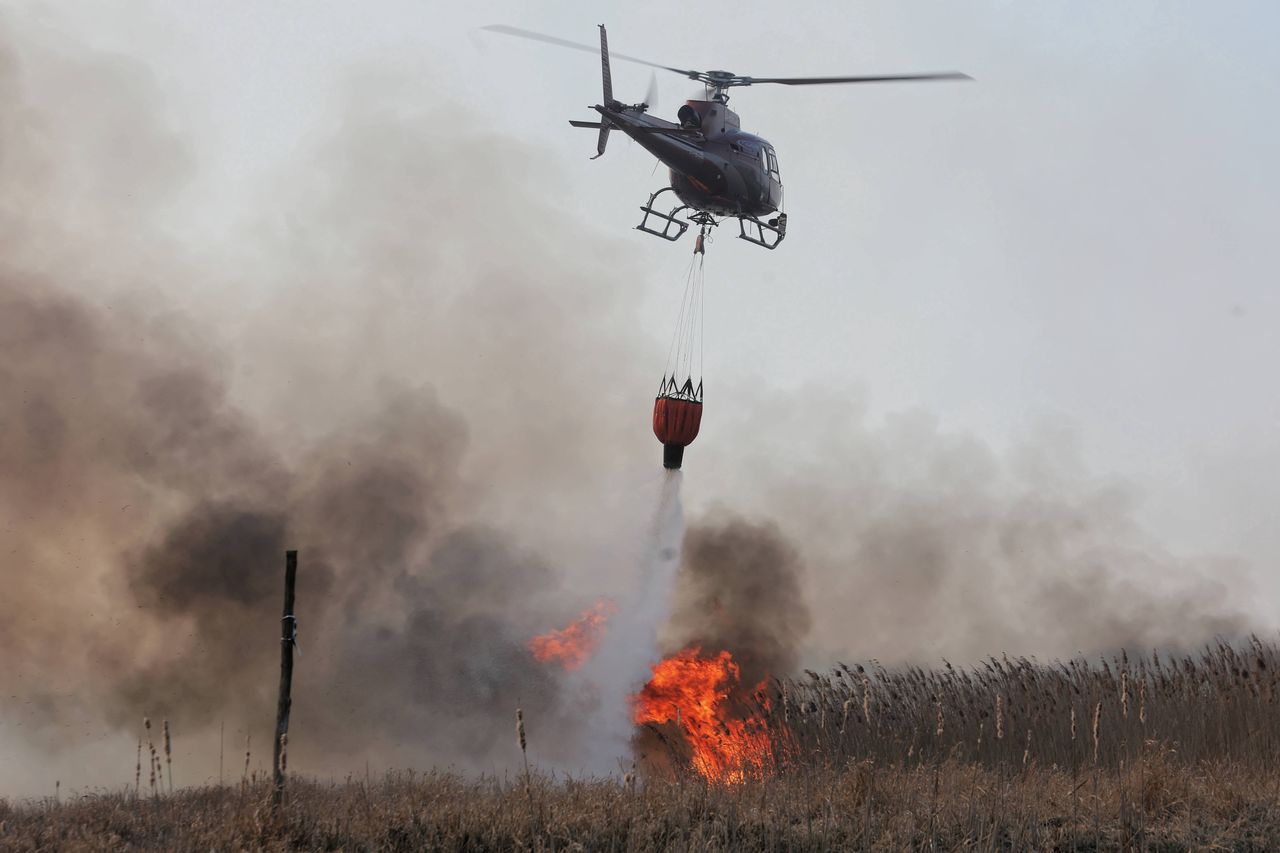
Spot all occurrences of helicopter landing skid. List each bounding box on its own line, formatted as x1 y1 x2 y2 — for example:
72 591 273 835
737 212 787 250
636 187 692 241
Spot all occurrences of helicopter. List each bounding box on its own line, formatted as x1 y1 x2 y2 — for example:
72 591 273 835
484 24 969 249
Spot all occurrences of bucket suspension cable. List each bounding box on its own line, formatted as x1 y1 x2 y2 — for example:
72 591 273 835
653 227 709 470
661 226 708 397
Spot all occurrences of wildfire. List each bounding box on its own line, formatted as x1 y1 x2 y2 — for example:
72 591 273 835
528 598 617 670
632 647 776 783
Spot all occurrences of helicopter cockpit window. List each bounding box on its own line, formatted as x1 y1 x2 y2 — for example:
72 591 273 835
765 146 781 180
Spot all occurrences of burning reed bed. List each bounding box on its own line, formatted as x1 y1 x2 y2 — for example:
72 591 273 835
7 639 1280 851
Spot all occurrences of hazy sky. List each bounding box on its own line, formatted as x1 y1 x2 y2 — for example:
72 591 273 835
17 1 1280 586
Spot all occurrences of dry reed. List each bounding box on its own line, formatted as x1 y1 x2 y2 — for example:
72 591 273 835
11 639 1280 850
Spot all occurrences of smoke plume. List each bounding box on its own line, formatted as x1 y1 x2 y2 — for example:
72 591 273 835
0 16 650 790
660 515 811 686
693 403 1254 666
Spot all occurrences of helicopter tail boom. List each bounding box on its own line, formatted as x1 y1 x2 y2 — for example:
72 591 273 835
573 26 706 157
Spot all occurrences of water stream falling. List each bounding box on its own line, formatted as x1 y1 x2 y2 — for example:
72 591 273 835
575 471 685 773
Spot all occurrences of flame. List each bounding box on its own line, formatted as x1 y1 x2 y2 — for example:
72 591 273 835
632 647 776 783
528 598 617 670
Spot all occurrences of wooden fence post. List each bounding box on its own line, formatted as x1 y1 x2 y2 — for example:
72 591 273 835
272 550 298 810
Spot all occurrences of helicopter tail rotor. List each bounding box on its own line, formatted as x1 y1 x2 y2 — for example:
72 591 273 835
643 70 659 113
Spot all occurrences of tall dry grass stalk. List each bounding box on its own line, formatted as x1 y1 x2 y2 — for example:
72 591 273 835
516 705 542 829
163 719 173 794
516 707 530 787
243 735 251 789
1092 701 1101 766
1092 700 1103 841
144 717 157 797
1121 670 1129 721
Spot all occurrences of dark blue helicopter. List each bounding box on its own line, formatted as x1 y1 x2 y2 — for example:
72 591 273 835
485 25 969 249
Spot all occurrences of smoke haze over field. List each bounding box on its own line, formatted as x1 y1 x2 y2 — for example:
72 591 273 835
0 6 1271 795
0 15 654 788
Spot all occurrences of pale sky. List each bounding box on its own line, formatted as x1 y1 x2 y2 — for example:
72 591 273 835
20 0 1280 586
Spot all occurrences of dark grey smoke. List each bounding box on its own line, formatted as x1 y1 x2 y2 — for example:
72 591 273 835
0 267 581 775
660 514 811 686
115 382 594 765
0 18 620 786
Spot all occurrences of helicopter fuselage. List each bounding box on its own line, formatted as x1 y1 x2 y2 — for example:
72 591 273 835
596 100 783 219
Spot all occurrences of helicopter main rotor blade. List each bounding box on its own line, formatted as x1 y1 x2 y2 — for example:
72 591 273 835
482 26 972 91
744 72 972 85
481 25 698 79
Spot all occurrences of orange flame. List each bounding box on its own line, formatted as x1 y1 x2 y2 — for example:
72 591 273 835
528 599 617 670
632 647 776 783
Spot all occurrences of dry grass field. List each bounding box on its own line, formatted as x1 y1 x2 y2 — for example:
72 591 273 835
6 639 1280 851
6 764 1280 851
